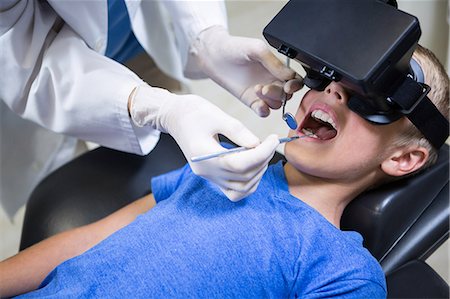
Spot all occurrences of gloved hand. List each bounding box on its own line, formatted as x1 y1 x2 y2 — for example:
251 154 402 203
189 25 304 117
129 84 280 201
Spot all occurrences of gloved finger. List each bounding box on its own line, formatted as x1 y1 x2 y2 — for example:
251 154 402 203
197 147 269 184
240 85 271 117
190 163 259 191
246 40 295 80
259 84 286 109
257 78 304 106
219 118 261 149
219 167 266 202
284 77 304 94
184 138 235 167
237 164 268 193
219 188 248 202
219 178 263 202
250 99 271 117
219 134 279 174
201 175 233 191
205 140 275 186
187 132 268 183
218 163 268 193
210 154 269 182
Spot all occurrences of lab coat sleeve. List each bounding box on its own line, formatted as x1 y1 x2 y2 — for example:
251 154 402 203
161 0 228 79
0 0 160 155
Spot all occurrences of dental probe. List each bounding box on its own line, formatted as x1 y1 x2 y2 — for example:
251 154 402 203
191 135 302 162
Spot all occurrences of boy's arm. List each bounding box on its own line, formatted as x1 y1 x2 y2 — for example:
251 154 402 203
0 193 156 298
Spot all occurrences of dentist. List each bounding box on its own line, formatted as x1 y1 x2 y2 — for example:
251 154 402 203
0 0 300 207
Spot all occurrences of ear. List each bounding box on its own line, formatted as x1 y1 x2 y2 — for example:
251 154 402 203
381 147 429 177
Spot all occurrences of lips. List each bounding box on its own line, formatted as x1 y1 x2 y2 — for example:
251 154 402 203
298 107 338 140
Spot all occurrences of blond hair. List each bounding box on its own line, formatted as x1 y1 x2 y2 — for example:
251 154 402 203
390 45 449 172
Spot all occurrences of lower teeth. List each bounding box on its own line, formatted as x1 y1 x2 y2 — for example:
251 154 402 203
302 128 318 139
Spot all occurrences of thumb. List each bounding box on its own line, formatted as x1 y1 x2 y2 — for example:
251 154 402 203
284 76 304 94
250 100 270 117
228 134 279 167
220 118 260 149
256 134 280 157
248 42 295 81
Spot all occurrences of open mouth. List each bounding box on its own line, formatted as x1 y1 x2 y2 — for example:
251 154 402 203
299 109 338 140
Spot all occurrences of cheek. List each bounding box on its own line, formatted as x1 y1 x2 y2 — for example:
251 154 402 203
295 90 315 117
335 118 387 159
330 121 394 175
284 142 341 178
284 124 389 180
285 143 382 181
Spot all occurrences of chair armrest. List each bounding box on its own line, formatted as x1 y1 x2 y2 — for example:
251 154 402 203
20 134 186 250
386 260 449 299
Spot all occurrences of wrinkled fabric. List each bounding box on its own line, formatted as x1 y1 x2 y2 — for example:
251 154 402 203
129 84 279 201
19 162 386 298
0 0 226 216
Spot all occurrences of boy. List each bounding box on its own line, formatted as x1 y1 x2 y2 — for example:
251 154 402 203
1 45 448 298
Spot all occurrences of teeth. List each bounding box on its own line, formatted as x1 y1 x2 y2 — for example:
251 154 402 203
311 110 336 129
302 128 319 139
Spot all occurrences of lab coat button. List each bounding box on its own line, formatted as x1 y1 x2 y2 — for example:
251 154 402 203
95 38 106 52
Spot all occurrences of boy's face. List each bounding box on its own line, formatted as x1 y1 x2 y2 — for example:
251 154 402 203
285 82 407 182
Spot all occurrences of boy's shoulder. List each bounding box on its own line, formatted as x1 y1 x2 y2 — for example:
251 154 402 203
292 209 387 296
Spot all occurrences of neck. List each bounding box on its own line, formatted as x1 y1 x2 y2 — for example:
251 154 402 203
283 163 371 228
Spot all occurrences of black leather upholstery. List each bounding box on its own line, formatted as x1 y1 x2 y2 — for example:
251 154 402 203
20 134 284 250
341 145 449 275
20 134 187 250
19 134 449 297
386 260 449 298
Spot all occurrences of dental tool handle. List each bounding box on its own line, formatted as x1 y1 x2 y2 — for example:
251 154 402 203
191 136 300 162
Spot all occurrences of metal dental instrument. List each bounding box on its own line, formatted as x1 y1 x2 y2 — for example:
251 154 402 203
282 57 298 130
191 135 302 162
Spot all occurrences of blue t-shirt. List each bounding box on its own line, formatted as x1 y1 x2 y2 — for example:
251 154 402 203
18 162 386 298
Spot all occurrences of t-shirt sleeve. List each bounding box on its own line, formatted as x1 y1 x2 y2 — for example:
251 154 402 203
151 163 193 203
300 279 386 299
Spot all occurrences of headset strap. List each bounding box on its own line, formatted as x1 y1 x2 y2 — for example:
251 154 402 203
391 77 449 149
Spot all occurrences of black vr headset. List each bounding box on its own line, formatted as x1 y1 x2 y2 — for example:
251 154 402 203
263 0 449 149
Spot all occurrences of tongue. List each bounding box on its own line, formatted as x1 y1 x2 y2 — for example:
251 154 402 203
315 126 337 140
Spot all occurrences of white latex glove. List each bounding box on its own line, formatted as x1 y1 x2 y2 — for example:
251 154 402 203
129 84 280 201
189 26 304 117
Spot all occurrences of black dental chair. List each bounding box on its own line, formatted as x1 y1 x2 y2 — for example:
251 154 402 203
20 133 449 298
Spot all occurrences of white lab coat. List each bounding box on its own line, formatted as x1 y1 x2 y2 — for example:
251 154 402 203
0 0 227 216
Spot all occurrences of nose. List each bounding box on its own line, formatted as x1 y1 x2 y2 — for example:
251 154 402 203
324 82 348 104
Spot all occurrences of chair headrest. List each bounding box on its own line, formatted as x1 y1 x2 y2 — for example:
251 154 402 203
341 144 449 264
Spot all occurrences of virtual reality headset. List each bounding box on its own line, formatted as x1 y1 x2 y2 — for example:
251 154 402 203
263 0 449 149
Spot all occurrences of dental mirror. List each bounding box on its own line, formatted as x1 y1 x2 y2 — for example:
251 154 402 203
282 108 297 130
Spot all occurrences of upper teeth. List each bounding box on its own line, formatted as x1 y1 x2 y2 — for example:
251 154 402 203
311 110 336 129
